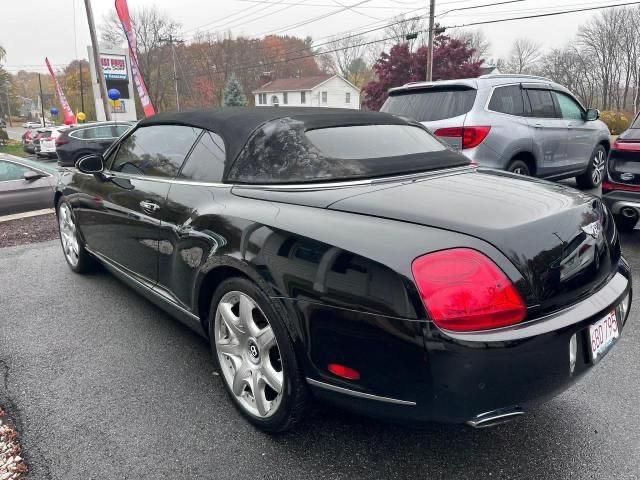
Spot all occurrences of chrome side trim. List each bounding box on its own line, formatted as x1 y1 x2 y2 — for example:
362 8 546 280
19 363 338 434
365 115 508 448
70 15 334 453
88 248 201 324
106 166 475 191
306 378 416 406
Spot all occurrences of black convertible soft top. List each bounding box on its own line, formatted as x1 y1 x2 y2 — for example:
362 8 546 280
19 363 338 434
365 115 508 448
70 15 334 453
138 107 407 165
138 107 469 184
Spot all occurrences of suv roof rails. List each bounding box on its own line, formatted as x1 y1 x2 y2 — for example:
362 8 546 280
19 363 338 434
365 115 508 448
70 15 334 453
479 73 554 82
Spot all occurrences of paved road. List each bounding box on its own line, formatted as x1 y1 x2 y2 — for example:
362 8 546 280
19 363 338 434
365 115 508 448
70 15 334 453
1 236 639 480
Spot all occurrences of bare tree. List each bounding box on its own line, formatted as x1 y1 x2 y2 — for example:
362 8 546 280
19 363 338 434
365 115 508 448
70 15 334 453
383 15 423 49
450 29 491 63
506 38 542 74
322 34 371 87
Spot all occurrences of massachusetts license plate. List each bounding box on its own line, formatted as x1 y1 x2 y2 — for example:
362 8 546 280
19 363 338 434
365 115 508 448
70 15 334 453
589 311 619 361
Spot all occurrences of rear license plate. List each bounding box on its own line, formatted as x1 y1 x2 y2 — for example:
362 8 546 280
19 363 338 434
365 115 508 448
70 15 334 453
589 311 619 362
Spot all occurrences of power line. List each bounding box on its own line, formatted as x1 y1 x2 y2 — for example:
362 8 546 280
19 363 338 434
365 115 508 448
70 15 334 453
208 0 640 76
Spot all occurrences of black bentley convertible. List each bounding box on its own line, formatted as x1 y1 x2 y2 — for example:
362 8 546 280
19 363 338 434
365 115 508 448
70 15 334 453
55 107 632 432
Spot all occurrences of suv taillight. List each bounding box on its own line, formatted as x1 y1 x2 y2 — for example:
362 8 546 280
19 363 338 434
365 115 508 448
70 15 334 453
434 126 491 149
55 136 69 146
411 248 526 332
612 140 640 152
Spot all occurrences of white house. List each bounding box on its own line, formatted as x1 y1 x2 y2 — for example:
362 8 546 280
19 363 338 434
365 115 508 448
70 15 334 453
252 74 360 109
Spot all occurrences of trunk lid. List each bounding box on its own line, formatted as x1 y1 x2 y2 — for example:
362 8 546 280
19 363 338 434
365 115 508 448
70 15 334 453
326 169 620 315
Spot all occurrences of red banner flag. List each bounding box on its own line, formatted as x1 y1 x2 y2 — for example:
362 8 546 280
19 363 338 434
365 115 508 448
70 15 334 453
115 0 156 117
45 58 76 125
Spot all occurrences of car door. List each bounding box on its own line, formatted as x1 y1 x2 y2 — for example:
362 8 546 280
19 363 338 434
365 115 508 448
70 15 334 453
553 91 593 170
75 124 201 285
0 160 54 215
524 86 569 177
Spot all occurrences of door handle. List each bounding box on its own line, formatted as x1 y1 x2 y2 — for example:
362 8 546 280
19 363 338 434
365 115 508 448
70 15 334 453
533 123 543 128
139 200 160 214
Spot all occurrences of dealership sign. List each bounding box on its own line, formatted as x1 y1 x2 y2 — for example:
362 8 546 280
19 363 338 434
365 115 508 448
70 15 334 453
101 54 128 80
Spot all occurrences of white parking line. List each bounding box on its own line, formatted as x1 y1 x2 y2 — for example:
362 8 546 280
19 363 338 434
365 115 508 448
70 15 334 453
0 208 55 223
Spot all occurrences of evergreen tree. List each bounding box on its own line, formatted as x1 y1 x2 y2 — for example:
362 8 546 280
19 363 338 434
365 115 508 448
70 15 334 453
223 74 247 107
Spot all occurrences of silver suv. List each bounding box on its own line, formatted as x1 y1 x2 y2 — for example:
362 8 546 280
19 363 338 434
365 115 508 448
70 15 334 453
381 74 611 188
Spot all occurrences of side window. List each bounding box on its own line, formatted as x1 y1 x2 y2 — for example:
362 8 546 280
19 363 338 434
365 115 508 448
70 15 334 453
70 129 87 140
488 85 525 116
110 125 201 178
178 131 226 183
526 89 557 118
554 92 584 121
0 161 30 182
321 91 328 104
93 126 115 139
112 125 131 137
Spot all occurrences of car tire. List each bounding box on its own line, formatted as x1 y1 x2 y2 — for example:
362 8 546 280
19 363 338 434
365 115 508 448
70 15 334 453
576 144 606 189
507 159 531 176
56 198 96 274
209 277 308 433
614 213 637 233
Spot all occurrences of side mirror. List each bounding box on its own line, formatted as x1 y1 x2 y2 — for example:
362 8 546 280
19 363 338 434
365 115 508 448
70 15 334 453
77 154 104 174
23 170 45 181
586 108 600 121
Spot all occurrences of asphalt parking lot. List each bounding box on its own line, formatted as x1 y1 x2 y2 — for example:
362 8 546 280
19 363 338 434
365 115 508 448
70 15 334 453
0 232 638 479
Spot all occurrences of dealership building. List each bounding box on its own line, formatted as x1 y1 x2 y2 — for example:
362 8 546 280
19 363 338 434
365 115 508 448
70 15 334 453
87 47 137 122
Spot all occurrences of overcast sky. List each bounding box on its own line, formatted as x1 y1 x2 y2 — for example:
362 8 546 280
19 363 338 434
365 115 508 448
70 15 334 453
0 0 619 73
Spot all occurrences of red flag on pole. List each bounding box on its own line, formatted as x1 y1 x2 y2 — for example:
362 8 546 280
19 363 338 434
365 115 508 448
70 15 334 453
45 58 77 125
115 0 156 117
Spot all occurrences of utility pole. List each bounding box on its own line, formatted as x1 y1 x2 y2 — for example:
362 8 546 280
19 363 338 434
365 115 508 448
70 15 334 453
426 0 436 82
161 35 180 111
4 83 12 127
38 74 46 127
84 0 112 121
79 61 85 114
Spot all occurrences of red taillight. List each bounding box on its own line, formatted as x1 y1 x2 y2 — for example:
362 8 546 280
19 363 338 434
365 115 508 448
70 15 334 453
434 126 491 149
55 136 69 146
613 140 640 152
328 363 361 381
411 248 526 332
602 179 640 193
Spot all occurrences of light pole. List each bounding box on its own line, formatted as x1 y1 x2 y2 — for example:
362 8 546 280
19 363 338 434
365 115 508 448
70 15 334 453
4 83 12 127
426 0 436 81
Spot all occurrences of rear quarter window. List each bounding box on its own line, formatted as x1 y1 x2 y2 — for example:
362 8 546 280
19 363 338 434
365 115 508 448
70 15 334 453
381 87 477 122
488 85 525 116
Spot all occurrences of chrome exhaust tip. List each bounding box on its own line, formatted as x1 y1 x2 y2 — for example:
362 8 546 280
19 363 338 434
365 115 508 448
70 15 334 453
621 207 638 219
466 407 524 429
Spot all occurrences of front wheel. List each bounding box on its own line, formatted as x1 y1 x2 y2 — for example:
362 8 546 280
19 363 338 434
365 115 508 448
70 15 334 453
209 277 308 433
576 145 606 189
57 199 96 273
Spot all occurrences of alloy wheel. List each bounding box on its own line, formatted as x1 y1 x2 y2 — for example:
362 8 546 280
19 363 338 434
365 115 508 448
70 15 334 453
58 203 80 267
513 167 528 175
592 149 605 185
214 291 284 418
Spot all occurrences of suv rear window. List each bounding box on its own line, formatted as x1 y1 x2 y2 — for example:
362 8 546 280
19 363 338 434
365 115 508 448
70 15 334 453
227 118 467 184
632 113 640 129
381 87 477 122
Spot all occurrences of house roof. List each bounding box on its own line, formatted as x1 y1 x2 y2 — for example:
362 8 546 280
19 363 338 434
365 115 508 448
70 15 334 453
252 75 334 93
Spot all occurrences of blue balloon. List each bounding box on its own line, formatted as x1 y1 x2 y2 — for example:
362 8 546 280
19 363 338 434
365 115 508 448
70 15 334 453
108 88 121 101
50 107 59 116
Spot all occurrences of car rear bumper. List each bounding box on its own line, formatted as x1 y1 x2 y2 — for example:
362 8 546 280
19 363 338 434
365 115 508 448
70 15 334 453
602 190 640 214
304 261 632 425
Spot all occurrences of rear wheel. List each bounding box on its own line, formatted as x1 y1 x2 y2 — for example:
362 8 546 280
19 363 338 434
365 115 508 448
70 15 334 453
507 159 531 176
576 145 606 189
57 199 95 273
209 277 308 433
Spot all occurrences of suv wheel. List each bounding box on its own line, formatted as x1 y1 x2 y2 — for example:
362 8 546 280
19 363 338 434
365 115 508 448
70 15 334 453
507 159 530 176
576 145 606 189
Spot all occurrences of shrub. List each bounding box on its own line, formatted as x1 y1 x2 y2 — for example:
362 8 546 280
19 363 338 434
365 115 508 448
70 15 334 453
0 128 9 145
599 111 631 135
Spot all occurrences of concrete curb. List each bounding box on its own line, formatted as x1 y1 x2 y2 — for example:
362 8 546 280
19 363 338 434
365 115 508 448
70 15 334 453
0 209 55 223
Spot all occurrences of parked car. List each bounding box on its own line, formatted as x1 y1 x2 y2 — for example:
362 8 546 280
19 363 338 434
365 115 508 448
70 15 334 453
55 107 631 433
38 126 69 159
0 119 6 128
56 121 133 167
602 111 640 232
23 121 46 129
0 155 58 215
32 129 50 157
381 74 611 188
